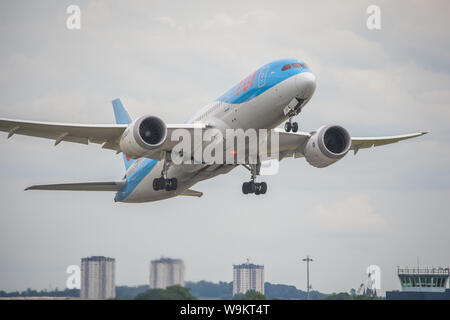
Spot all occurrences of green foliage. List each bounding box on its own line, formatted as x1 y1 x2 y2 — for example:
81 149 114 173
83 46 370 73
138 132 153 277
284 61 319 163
115 285 149 300
184 281 329 300
264 283 326 300
0 282 329 300
134 285 197 300
233 290 267 300
322 292 384 300
186 281 233 300
322 292 354 300
0 288 80 298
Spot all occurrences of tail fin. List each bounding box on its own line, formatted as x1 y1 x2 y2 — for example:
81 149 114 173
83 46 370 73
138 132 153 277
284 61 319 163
112 98 135 170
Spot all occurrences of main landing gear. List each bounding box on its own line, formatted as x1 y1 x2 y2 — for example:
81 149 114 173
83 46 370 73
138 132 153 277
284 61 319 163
242 163 267 195
242 181 267 195
153 177 178 191
153 151 178 192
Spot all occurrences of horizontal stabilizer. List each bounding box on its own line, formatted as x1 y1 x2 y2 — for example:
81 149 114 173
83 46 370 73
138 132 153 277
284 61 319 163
25 180 126 192
180 189 203 198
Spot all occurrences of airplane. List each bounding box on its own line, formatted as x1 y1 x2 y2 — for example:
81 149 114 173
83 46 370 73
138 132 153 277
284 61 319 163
0 58 427 203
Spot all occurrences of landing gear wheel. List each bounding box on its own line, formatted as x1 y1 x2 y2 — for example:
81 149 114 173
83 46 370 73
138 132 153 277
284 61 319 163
242 182 249 194
165 178 178 191
171 178 178 190
291 122 298 133
153 177 177 191
284 122 292 132
260 182 267 194
165 180 172 192
158 177 165 190
242 181 268 195
153 177 165 191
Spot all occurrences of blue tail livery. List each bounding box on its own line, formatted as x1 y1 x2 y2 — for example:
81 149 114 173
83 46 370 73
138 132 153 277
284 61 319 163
112 98 135 170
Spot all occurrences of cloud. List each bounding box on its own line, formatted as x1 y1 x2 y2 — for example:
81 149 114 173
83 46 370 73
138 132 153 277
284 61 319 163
203 10 276 29
307 195 387 232
155 16 178 29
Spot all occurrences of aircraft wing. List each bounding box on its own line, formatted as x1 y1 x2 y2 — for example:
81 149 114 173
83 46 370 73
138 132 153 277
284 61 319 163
1 117 427 159
275 128 311 159
275 129 428 159
350 132 428 154
0 118 208 156
0 118 128 151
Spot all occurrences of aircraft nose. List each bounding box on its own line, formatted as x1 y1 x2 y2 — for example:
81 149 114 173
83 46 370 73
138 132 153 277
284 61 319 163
295 71 316 99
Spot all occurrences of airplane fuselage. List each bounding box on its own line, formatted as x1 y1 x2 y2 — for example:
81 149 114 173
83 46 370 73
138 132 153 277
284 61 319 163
115 58 316 203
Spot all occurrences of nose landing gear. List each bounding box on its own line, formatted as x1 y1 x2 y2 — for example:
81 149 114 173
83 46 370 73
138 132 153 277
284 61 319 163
284 120 298 133
284 97 306 133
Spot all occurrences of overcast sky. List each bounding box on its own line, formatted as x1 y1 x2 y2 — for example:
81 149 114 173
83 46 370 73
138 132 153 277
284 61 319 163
0 0 449 295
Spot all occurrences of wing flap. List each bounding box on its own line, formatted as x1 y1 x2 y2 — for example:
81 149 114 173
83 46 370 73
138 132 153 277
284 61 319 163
25 180 126 192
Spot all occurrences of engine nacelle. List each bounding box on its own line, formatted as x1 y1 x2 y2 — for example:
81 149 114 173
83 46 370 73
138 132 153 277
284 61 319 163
119 116 168 159
304 125 351 168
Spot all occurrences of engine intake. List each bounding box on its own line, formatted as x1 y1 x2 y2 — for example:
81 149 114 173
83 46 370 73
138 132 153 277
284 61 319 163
120 116 168 159
304 125 351 168
137 116 167 147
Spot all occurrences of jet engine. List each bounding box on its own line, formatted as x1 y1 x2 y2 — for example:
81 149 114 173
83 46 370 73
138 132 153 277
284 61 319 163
119 116 168 159
304 125 351 168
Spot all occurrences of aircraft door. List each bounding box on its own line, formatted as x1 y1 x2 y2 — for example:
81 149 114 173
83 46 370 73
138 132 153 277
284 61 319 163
257 66 269 88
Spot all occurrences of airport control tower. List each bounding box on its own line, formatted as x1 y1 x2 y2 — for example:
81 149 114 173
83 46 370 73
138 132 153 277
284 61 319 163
386 267 450 300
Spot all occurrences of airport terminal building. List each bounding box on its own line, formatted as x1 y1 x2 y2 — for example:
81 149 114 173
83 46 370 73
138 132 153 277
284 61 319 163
386 267 450 300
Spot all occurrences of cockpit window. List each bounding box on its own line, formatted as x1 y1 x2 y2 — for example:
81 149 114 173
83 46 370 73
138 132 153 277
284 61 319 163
281 64 291 71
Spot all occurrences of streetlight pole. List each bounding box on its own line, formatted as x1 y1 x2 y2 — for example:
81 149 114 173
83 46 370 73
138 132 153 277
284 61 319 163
302 256 313 300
